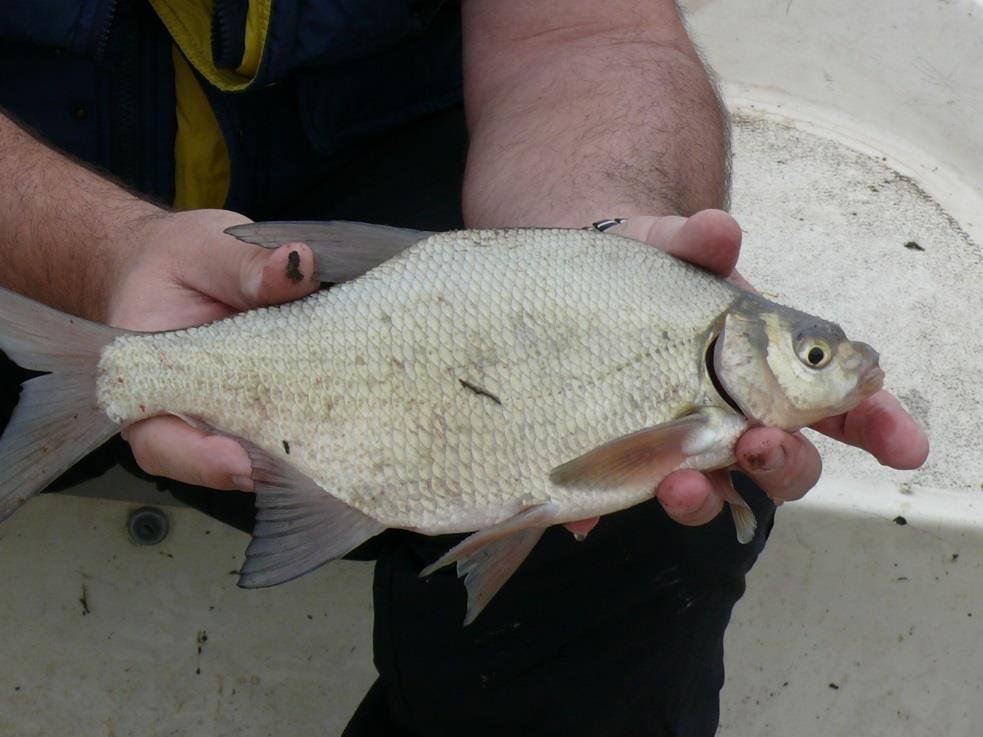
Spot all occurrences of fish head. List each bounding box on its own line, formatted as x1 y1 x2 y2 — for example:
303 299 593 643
713 294 884 431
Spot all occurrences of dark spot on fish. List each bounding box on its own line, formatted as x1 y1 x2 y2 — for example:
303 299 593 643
893 515 908 526
116 377 124 384
952 553 960 562
829 683 840 690
285 250 304 283
197 630 208 654
80 584 90 616
904 240 925 251
196 668 201 675
459 379 502 405
282 440 290 455
895 576 909 582
138 404 146 414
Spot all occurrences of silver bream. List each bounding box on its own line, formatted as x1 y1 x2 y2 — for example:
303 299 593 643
0 223 883 623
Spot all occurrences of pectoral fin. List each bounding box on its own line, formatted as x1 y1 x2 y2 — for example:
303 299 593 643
549 413 707 492
225 221 430 283
421 503 559 625
550 409 756 544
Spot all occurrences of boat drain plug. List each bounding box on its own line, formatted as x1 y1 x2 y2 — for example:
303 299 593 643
127 507 170 546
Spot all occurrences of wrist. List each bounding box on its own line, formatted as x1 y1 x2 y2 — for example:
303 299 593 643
88 203 169 323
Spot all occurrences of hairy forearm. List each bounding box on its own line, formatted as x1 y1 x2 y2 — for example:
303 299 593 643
0 111 164 319
461 0 729 227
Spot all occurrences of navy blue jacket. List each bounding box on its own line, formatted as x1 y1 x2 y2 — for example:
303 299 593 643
0 1 463 216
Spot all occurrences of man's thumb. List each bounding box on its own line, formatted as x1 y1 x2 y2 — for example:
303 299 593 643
240 241 320 308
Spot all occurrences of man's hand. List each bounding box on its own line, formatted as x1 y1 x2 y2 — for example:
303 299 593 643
111 209 319 491
566 209 929 537
0 114 321 491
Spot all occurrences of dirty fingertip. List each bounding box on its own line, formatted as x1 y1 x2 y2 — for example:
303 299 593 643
259 243 318 304
737 428 821 502
736 428 787 473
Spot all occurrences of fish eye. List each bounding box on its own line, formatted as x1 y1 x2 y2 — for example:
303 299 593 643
796 338 833 369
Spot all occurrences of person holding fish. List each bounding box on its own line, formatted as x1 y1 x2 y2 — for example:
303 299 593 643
0 0 927 735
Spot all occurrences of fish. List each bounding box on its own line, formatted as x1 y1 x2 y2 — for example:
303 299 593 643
0 222 884 624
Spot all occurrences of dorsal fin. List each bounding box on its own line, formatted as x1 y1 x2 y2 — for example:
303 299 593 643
225 220 430 283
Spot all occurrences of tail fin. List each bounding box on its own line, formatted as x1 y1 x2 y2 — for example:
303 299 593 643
0 288 123 520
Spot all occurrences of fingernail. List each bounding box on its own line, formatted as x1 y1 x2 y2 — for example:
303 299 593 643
231 475 254 491
763 446 786 472
573 532 587 542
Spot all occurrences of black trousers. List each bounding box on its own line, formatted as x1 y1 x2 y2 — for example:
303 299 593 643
286 108 776 737
0 107 775 736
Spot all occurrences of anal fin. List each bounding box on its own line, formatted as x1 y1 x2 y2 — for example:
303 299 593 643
421 503 558 625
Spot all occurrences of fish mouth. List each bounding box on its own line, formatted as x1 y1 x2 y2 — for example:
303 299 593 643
861 364 885 394
706 337 743 415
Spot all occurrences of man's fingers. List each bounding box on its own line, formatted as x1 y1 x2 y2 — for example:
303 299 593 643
735 428 822 503
656 469 725 526
162 210 319 311
811 390 929 470
611 209 742 277
248 242 320 307
188 237 318 311
121 416 253 491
